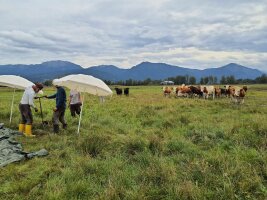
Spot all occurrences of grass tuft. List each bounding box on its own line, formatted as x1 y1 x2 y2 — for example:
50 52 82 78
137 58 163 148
77 134 110 157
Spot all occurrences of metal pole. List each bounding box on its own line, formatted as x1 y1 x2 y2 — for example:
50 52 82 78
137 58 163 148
77 92 85 135
38 97 45 128
9 88 16 124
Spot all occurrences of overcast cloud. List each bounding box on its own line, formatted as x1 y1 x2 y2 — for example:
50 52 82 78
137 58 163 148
0 0 266 71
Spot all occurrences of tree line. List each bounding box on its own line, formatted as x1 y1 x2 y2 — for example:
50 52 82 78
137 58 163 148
43 74 267 86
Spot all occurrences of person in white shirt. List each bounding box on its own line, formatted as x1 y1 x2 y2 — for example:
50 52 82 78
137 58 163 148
19 83 43 137
69 89 82 117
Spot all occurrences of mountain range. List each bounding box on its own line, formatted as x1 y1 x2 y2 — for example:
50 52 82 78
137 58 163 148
0 60 264 82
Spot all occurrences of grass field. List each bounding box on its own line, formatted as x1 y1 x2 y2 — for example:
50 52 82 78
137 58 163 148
0 85 267 200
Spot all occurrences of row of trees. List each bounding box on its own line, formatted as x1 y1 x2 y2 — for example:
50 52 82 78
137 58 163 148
43 74 267 86
107 74 267 86
103 78 161 86
220 74 267 84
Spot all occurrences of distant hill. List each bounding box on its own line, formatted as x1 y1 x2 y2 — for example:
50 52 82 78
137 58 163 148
199 63 263 80
0 60 83 82
0 60 263 82
126 62 200 81
83 65 128 82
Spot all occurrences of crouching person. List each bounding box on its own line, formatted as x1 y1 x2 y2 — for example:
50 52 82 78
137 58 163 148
45 84 67 133
19 83 43 137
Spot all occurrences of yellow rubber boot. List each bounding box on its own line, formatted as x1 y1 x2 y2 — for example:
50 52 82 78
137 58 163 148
24 124 35 137
19 124 25 133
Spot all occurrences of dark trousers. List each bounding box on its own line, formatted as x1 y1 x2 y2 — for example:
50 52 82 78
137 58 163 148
70 103 81 117
19 104 33 124
52 108 66 126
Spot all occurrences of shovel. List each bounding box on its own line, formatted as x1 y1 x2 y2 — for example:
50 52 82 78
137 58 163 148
36 97 49 127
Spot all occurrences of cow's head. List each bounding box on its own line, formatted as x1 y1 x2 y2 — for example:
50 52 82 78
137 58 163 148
215 87 221 95
243 86 248 92
224 85 230 89
228 86 235 96
239 89 246 97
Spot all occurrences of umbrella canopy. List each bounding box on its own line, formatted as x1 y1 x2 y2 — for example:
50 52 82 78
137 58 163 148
0 75 34 124
52 74 112 134
52 74 112 96
0 75 33 89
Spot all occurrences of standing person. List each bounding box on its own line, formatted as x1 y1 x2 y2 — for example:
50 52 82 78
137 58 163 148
45 84 67 133
69 89 82 117
19 83 44 137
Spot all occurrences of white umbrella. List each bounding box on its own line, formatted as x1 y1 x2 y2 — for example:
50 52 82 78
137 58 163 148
0 75 33 89
0 75 34 124
52 74 113 134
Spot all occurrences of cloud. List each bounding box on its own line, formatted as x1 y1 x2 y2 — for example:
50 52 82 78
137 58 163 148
0 0 266 71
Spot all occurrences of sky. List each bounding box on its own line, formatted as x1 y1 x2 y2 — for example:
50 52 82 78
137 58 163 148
0 0 267 71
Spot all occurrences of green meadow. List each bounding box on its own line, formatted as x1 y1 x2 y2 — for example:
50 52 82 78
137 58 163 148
0 85 267 200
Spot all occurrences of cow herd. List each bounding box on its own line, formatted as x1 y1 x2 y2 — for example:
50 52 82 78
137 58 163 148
163 84 248 104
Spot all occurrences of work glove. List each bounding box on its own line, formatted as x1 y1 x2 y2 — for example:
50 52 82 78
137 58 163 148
34 107 38 112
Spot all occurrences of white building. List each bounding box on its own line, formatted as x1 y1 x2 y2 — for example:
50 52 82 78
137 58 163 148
160 81 174 85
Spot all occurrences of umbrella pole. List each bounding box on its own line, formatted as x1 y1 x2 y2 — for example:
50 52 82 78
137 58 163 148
9 88 16 124
77 93 85 135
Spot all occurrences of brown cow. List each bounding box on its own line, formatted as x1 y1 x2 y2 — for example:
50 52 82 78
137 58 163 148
226 85 248 104
163 86 173 97
176 84 191 97
214 87 221 98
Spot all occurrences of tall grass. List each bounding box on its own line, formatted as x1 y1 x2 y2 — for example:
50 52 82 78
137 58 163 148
0 85 266 199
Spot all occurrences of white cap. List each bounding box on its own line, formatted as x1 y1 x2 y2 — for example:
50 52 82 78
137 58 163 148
38 90 44 95
52 79 60 86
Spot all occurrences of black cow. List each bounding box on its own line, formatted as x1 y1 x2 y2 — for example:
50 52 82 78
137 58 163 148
115 87 123 95
124 88 129 96
220 88 229 97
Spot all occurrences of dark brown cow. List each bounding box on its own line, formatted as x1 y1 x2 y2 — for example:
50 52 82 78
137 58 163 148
189 86 203 97
124 88 129 96
115 87 123 95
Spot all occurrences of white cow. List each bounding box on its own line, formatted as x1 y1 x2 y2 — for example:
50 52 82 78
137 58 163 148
200 85 215 99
